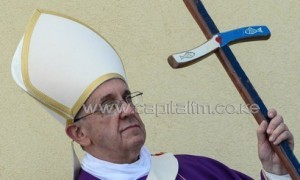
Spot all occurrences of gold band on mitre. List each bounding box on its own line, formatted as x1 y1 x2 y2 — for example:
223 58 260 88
12 10 127 126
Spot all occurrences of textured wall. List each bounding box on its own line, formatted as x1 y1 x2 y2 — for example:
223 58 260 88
1 0 299 179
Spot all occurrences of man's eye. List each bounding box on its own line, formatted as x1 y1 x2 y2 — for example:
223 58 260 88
102 101 115 107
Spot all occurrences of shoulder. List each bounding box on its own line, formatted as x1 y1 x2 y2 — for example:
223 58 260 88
175 154 224 165
174 154 253 179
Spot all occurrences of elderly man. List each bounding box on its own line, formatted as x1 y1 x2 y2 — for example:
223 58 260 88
12 10 294 179
69 78 293 180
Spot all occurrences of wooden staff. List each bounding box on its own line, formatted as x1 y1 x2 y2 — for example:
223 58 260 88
168 0 300 178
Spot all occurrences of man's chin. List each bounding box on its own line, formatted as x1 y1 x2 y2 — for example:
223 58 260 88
124 134 145 149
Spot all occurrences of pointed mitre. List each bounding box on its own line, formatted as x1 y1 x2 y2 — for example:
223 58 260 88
11 10 126 126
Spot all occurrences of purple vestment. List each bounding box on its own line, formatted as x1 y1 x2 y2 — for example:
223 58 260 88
78 154 257 179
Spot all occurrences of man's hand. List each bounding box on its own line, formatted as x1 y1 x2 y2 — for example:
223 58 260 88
257 108 294 175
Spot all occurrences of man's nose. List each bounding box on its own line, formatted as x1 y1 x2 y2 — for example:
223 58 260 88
119 101 136 119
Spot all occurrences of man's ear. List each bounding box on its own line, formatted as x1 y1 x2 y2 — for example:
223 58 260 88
65 123 91 147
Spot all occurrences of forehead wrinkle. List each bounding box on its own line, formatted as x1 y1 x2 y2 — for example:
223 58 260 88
84 78 129 105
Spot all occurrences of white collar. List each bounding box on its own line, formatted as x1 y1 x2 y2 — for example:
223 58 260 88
81 146 151 180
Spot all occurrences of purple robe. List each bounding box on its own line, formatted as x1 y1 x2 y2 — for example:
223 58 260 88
78 154 259 179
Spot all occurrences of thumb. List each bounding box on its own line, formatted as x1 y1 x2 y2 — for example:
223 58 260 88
257 120 268 144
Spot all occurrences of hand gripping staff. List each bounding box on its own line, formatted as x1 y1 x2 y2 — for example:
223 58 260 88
168 0 300 179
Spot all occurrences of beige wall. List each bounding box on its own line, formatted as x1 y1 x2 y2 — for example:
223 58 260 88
1 0 299 179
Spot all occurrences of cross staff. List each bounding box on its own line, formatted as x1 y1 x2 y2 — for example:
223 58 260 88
168 0 300 179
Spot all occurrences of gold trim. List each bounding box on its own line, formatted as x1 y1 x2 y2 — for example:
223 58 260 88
66 119 73 126
41 100 72 121
21 9 127 125
178 173 186 180
28 93 72 121
21 9 71 115
71 73 125 117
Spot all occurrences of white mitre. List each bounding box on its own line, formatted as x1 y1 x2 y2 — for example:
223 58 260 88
11 9 126 126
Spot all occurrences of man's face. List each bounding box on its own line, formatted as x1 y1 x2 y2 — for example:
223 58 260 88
78 78 146 161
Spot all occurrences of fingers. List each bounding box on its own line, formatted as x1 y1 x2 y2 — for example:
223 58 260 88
266 110 282 135
256 108 279 144
267 108 277 119
266 109 294 148
273 130 293 146
268 122 289 145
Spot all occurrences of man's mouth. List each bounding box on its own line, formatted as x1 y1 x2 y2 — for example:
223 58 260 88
120 124 140 133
